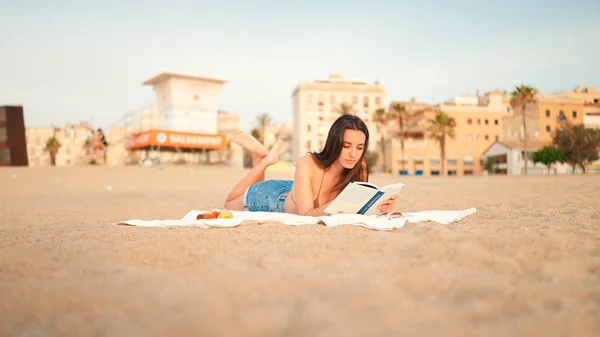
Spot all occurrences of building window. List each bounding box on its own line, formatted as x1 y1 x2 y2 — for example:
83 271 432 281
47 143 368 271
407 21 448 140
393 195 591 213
447 170 457 176
375 97 381 105
477 118 481 125
447 159 457 165
307 125 311 132
329 95 335 104
546 125 551 132
558 110 566 121
506 107 511 113
477 134 482 141
494 119 498 125
485 119 489 125
572 110 577 118
484 134 489 141
545 110 550 117
467 118 472 125
352 96 358 104
431 170 440 176
363 96 369 108
430 159 440 165
467 134 472 142
464 170 474 175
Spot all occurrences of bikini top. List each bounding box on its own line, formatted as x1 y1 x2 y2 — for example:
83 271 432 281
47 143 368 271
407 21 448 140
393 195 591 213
290 169 326 209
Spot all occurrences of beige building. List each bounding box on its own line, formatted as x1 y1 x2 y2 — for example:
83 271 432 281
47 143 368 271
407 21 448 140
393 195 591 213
385 90 510 176
383 86 598 176
291 74 386 160
26 122 93 167
504 93 586 143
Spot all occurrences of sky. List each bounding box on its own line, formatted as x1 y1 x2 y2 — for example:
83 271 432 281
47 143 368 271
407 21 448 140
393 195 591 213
1 0 599 131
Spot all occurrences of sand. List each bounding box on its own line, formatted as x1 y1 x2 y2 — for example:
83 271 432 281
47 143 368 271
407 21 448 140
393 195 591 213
1 165 599 337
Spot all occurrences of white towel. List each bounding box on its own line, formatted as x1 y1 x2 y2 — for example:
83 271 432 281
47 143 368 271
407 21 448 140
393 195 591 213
117 208 476 231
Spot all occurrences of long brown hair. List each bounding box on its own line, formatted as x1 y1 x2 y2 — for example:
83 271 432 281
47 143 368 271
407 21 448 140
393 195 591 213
311 114 370 192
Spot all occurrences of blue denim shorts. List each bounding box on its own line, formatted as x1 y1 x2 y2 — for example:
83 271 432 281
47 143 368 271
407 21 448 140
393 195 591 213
243 180 293 213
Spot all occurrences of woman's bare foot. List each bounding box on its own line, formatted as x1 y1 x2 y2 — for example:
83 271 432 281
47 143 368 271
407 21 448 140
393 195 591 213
263 139 288 166
228 131 268 165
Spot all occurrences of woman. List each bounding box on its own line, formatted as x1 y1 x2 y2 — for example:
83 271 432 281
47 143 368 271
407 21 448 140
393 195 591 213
224 114 397 216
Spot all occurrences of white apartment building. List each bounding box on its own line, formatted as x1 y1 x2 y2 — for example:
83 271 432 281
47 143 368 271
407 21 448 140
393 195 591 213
291 74 386 160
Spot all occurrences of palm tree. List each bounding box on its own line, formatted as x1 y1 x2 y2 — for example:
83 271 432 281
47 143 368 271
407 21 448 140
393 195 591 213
390 103 411 175
256 113 271 146
335 102 354 115
372 108 393 172
45 135 62 166
427 111 457 176
510 85 538 175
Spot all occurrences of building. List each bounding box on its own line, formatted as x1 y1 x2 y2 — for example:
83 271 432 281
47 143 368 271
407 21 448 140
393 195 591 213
0 106 28 166
291 74 386 160
385 90 510 176
25 122 93 167
481 140 571 175
125 72 236 165
504 94 585 143
113 109 243 167
142 72 227 134
583 103 600 129
562 86 600 104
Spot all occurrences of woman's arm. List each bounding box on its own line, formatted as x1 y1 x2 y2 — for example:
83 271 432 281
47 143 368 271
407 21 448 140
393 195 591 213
293 156 331 216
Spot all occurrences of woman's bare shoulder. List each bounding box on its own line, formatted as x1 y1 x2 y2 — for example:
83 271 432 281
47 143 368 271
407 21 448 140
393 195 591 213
296 154 319 168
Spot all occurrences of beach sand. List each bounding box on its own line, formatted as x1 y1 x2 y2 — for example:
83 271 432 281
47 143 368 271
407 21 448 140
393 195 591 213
1 166 599 336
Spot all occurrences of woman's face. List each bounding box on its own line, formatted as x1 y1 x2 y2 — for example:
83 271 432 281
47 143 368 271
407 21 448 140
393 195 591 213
338 129 366 169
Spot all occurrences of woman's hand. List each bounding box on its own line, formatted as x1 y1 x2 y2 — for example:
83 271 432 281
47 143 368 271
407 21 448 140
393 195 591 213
377 195 398 213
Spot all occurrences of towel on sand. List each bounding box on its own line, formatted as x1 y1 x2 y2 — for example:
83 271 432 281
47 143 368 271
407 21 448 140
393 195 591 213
117 208 476 231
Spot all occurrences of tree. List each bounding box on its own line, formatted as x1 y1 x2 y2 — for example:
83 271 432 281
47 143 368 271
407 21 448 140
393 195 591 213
372 108 393 172
250 128 261 141
531 146 564 174
552 123 600 173
483 157 496 174
256 113 271 146
510 85 538 175
427 111 457 176
335 102 354 115
390 104 411 175
45 136 62 166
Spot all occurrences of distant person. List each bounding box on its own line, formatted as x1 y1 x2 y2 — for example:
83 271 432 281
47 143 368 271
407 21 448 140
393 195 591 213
92 128 108 165
97 129 108 149
223 114 398 216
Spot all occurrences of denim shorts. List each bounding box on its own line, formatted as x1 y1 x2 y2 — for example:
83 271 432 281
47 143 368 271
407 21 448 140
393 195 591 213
243 180 293 213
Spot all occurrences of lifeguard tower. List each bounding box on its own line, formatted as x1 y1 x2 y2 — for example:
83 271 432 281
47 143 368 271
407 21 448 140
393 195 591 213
125 72 231 163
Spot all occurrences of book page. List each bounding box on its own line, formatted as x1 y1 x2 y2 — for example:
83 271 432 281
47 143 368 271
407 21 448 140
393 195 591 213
324 182 379 214
361 183 404 215
381 182 405 194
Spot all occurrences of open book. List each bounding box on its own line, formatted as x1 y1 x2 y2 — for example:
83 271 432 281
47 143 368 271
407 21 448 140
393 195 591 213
324 181 405 215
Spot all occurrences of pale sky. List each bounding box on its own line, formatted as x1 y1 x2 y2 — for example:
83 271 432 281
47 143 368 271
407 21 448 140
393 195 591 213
1 0 599 131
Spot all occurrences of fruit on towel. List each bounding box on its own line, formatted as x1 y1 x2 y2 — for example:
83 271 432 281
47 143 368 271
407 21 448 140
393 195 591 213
197 211 220 220
218 210 234 219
